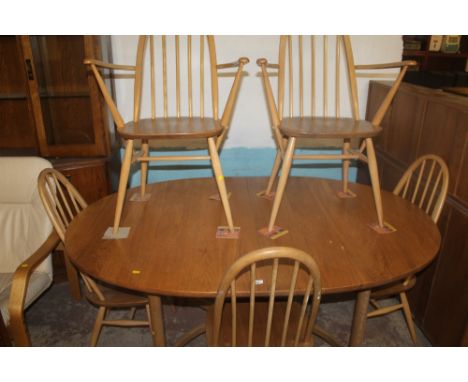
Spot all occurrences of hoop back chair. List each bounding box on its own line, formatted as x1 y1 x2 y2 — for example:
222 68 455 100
38 168 152 346
85 36 249 236
367 154 449 344
0 157 55 346
206 247 321 346
257 36 416 233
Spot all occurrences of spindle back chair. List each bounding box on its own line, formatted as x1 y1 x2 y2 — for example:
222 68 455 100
208 247 321 346
85 36 248 236
38 168 152 346
257 36 416 234
367 154 449 344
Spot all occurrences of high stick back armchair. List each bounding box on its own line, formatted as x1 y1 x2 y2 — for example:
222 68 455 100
85 36 249 237
257 36 416 234
367 154 449 344
207 247 322 346
38 168 153 346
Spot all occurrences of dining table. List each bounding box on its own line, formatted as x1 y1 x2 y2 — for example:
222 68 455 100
64 176 441 346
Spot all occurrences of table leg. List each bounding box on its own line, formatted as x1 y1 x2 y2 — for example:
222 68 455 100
349 289 371 346
148 295 166 346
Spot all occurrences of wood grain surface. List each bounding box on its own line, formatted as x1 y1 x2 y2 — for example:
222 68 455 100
65 177 440 298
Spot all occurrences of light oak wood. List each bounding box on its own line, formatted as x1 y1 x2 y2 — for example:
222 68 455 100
64 176 441 346
208 247 321 346
366 155 449 345
38 168 153 346
257 35 417 231
85 36 249 234
8 231 60 346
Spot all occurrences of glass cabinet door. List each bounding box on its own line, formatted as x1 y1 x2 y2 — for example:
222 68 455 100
21 35 110 157
0 36 38 153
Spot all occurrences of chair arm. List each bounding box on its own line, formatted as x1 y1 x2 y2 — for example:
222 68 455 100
217 57 250 70
355 60 418 70
83 58 136 71
217 57 250 148
84 59 126 129
8 231 60 346
256 58 280 127
366 60 416 127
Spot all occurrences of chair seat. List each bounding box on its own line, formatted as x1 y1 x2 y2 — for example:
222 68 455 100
279 117 382 139
370 275 417 299
119 117 224 140
206 299 311 346
84 283 149 308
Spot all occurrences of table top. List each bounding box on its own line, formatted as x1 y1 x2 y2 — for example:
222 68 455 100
65 177 441 297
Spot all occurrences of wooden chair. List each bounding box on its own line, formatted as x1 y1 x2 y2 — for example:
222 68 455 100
85 36 249 237
0 157 57 346
38 168 152 346
207 247 322 346
367 154 449 344
257 36 416 234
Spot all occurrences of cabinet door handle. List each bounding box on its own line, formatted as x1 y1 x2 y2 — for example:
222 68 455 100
25 59 34 81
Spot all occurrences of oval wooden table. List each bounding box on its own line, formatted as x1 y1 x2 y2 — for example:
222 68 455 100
65 177 441 346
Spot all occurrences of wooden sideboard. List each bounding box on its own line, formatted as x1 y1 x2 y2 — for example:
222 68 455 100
362 81 468 346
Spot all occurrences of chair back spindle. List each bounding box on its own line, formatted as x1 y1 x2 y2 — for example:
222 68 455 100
38 169 107 301
211 247 321 347
393 155 449 223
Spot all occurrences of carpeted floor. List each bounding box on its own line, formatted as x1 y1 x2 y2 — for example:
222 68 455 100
25 281 431 347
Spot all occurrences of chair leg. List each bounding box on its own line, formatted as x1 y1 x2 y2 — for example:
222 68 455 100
267 137 296 232
365 138 384 228
145 304 153 333
342 139 350 194
400 292 419 345
63 253 81 300
113 139 134 234
265 150 282 195
90 307 107 347
129 307 137 320
140 140 149 199
207 137 235 232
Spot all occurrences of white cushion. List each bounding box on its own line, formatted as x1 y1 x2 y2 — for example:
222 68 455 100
0 157 54 325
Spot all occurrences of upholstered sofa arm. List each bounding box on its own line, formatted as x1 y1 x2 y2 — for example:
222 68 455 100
8 231 60 346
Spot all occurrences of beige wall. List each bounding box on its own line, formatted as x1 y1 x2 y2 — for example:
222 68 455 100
111 35 403 148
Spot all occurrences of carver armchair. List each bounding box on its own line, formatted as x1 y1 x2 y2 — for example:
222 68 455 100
257 36 416 235
85 36 248 238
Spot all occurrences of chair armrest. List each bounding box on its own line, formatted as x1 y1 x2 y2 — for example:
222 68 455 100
84 59 126 129
256 58 280 127
217 57 250 148
256 58 280 70
366 61 416 126
355 60 418 70
217 57 250 70
8 231 60 346
83 58 136 71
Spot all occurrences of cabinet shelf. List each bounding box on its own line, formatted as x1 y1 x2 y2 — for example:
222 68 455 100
38 91 91 99
0 93 28 100
403 50 468 59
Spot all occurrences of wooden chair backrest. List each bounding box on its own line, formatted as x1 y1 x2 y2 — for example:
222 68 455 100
88 36 219 130
37 168 106 301
276 36 408 126
393 154 449 223
211 247 321 346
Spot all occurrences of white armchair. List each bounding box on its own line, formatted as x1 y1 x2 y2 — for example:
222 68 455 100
0 157 58 346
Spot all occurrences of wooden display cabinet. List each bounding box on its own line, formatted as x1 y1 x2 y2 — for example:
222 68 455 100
0 35 115 201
